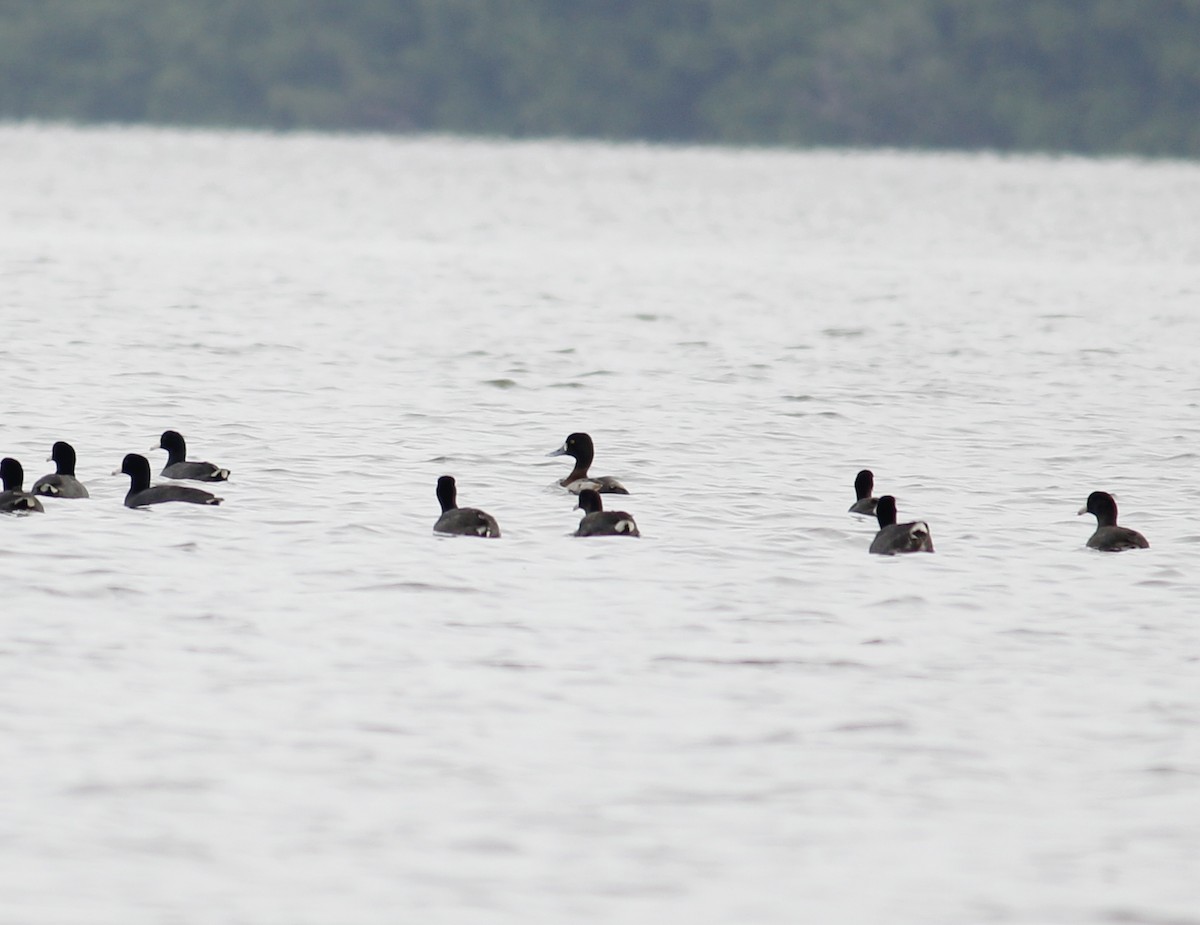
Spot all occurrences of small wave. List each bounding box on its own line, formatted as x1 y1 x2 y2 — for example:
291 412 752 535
352 581 483 593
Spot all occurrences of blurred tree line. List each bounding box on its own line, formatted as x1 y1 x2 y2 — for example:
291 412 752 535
1 0 1198 156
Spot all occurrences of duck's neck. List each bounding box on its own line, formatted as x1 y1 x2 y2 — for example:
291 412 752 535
578 493 603 514
436 483 457 513
560 464 590 486
560 447 594 485
2 465 22 492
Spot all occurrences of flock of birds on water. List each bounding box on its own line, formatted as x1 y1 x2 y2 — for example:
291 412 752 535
2 429 1150 553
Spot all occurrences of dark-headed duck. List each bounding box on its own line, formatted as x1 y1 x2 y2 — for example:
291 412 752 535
1078 491 1148 551
848 469 878 515
153 430 230 482
547 432 628 494
0 458 45 513
869 495 933 555
574 488 639 537
115 454 223 508
434 476 501 538
33 441 90 499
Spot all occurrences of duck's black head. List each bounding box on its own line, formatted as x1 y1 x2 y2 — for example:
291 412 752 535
854 469 874 500
549 432 595 464
875 495 898 528
119 453 152 491
1082 490 1119 527
1 457 24 491
51 441 78 475
159 430 187 464
436 475 458 512
576 488 603 514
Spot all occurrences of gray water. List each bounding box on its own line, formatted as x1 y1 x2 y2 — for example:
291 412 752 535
1 124 1198 924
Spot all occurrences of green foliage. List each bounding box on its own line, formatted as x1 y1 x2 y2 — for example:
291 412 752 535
1 0 1198 156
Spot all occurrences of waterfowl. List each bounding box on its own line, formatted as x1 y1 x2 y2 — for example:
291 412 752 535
574 488 639 537
153 430 230 481
33 441 90 498
848 468 878 515
434 476 501 537
115 454 223 508
0 458 45 513
869 495 933 555
547 432 628 494
1078 491 1148 551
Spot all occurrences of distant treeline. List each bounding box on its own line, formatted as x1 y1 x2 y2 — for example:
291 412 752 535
2 0 1199 156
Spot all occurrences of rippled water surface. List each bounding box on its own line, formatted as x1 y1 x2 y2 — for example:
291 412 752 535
2 125 1198 924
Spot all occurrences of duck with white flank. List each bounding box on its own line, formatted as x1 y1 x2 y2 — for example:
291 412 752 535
0 458 45 513
574 489 639 537
434 476 501 537
33 441 90 498
869 495 933 555
547 432 628 494
153 430 230 482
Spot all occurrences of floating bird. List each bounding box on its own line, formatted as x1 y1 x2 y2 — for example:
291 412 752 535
547 432 628 494
1078 491 1148 551
434 475 501 537
152 430 230 481
0 458 44 513
848 468 878 515
574 488 639 537
869 495 933 555
33 441 89 498
115 454 223 508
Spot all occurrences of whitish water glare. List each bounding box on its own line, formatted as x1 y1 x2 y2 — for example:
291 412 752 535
1 124 1198 924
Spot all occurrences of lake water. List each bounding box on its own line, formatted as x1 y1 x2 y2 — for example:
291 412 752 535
1 124 1198 924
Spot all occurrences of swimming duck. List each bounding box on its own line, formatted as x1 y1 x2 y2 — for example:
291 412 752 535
33 441 90 498
869 495 933 555
115 454 223 508
574 488 639 537
434 476 501 537
848 469 878 515
0 458 45 513
153 430 230 481
1078 491 1148 551
547 432 628 494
